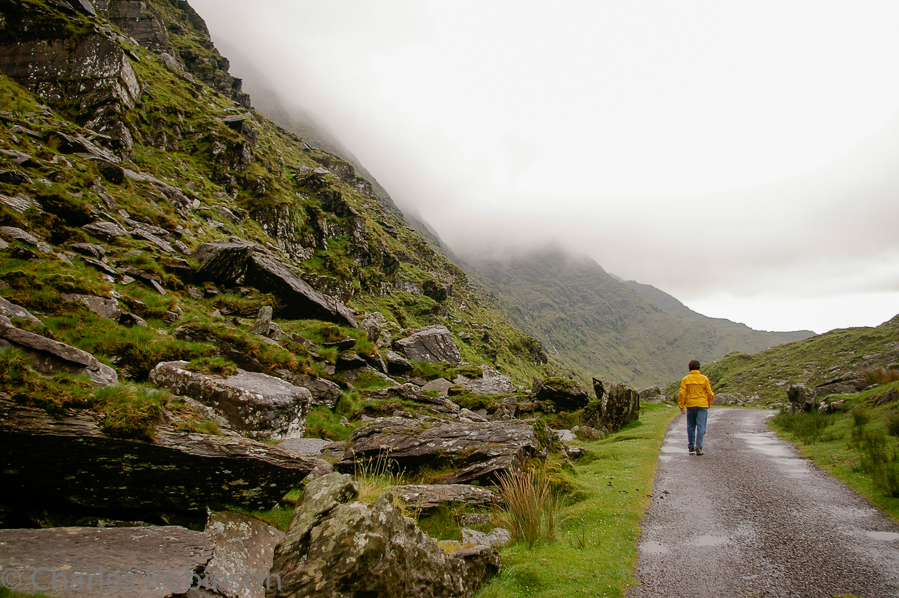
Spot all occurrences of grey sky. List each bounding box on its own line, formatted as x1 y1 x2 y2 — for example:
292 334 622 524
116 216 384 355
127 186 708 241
190 0 899 334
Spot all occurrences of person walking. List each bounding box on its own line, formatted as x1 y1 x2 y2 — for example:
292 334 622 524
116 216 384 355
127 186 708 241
678 359 714 455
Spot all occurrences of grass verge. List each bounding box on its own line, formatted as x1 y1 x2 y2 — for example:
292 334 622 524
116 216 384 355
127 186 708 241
476 402 678 598
768 386 899 521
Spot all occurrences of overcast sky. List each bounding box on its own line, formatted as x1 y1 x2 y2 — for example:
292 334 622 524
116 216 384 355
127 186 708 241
190 0 899 335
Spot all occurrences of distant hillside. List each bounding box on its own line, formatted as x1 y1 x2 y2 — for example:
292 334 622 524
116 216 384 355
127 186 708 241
693 315 899 402
467 249 815 388
625 280 815 340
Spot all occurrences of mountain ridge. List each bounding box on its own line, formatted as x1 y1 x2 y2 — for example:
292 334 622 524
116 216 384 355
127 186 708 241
465 248 815 388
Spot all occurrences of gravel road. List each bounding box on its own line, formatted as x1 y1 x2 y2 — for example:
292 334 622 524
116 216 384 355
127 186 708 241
629 408 899 598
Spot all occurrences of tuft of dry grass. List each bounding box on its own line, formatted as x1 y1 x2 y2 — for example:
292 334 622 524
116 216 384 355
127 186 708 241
863 367 899 386
354 453 407 504
495 468 566 550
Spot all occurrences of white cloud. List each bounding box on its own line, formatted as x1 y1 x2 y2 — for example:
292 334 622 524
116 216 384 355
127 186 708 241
191 0 899 333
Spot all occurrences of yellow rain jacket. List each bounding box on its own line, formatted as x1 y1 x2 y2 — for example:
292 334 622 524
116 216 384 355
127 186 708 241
678 370 714 409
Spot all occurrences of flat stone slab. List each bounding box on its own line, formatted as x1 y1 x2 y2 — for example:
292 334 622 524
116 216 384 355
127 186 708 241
0 315 117 386
0 526 212 598
390 484 502 514
276 438 333 455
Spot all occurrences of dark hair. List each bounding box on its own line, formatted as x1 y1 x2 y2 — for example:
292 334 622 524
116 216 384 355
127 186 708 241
688 359 701 371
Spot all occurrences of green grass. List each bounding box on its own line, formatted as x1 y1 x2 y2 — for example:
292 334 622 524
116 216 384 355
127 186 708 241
768 385 899 520
184 356 238 377
304 405 354 440
350 369 395 391
476 403 678 598
0 587 54 598
92 383 168 441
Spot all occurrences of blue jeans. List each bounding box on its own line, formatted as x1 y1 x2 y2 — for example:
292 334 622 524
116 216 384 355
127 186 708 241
686 407 709 450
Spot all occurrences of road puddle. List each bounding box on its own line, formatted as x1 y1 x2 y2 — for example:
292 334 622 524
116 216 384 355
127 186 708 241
736 433 794 458
866 531 899 541
660 439 687 454
641 541 669 554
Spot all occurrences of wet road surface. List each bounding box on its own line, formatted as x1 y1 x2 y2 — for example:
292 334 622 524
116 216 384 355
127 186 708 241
629 408 899 598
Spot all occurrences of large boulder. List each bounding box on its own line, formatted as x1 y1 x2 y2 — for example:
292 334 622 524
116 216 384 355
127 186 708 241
338 417 539 485
193 241 256 286
0 397 316 520
277 371 343 409
246 254 357 327
268 473 500 598
0 526 213 598
638 386 663 402
385 349 414 374
814 376 867 397
0 315 117 386
581 383 640 433
533 377 590 411
149 361 312 440
0 32 141 111
390 484 502 515
395 326 460 364
787 383 817 412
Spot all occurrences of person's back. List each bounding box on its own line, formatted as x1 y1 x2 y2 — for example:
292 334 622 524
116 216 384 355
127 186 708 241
678 359 714 454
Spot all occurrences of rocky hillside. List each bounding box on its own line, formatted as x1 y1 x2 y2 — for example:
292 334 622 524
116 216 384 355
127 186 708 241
0 3 642 594
466 248 815 389
0 0 573 386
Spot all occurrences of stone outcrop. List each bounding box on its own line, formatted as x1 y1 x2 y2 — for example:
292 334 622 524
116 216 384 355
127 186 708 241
581 383 640 433
715 393 746 406
268 473 500 598
191 244 357 327
814 376 867 397
395 326 460 364
638 386 663 402
0 296 41 324
193 241 257 285
0 526 213 598
105 0 172 53
385 349 415 374
277 371 342 409
149 361 312 440
247 254 357 327
421 377 454 399
0 32 141 117
366 383 461 415
205 511 286 598
533 377 590 411
62 293 124 320
0 397 315 519
338 417 539 485
390 484 502 515
83 220 129 240
787 383 817 412
250 305 274 336
0 315 117 385
455 366 515 395
461 527 513 549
